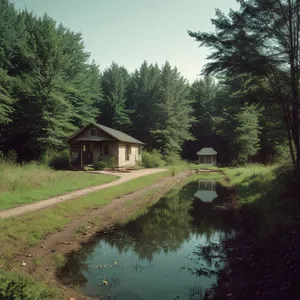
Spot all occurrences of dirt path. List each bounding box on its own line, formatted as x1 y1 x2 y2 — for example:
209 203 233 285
0 168 167 219
14 171 193 300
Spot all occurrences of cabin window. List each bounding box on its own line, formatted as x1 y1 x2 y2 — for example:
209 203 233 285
138 146 141 155
126 145 131 161
104 144 109 155
91 129 97 136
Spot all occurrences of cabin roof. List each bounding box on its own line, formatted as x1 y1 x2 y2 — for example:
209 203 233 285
68 123 145 145
196 147 217 156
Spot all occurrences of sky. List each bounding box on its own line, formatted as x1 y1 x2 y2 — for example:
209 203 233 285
12 0 238 83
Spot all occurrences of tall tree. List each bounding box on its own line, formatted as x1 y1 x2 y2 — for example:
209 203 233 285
235 104 261 164
127 61 160 147
99 62 130 130
152 62 195 155
0 0 18 125
9 13 75 158
190 75 217 134
189 0 300 173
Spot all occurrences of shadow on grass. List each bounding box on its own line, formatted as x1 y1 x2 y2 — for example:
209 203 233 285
205 165 300 300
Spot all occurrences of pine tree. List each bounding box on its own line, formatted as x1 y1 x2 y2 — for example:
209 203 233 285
100 62 131 130
127 61 160 146
152 62 195 155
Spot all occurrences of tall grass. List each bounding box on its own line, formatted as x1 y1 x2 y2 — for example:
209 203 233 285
224 164 277 204
0 161 117 210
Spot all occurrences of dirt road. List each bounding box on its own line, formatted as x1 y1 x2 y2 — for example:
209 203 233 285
0 168 167 219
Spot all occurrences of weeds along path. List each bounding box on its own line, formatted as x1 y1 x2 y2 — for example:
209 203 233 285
0 168 167 219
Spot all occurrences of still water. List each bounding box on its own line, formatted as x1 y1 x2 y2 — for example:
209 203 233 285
59 178 235 300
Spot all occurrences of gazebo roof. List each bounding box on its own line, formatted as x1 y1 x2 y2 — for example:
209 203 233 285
196 147 217 156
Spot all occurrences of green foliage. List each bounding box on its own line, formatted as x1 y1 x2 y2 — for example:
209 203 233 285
47 150 70 170
99 62 131 130
190 75 217 134
127 61 160 145
163 152 182 166
189 0 300 172
142 150 165 168
151 62 195 155
94 156 116 170
235 105 261 164
0 2 101 160
0 271 54 299
93 161 106 170
5 150 17 164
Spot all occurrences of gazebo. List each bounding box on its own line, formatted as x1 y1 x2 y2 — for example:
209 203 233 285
197 147 217 165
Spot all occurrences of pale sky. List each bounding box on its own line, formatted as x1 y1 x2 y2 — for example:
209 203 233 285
12 0 238 83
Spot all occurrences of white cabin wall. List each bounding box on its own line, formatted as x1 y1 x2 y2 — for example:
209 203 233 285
118 143 142 167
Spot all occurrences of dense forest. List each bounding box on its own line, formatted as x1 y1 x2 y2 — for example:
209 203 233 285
0 0 295 168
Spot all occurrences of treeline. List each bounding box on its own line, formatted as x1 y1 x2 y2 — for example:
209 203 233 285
188 0 300 172
0 0 288 165
0 0 195 162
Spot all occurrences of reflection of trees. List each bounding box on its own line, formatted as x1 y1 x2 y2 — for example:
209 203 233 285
58 180 237 295
103 182 235 262
103 184 195 260
58 240 98 286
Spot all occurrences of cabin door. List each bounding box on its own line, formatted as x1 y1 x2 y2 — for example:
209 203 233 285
82 143 93 165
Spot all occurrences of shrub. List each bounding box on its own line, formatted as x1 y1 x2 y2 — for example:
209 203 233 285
94 161 106 170
48 150 70 170
94 156 116 170
102 156 116 168
142 150 165 168
164 152 182 166
3 150 18 164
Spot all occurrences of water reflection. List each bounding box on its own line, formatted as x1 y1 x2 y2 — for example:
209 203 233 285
59 178 235 300
194 180 218 203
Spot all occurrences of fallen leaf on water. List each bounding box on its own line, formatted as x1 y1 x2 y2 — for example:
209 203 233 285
114 261 118 264
103 280 108 286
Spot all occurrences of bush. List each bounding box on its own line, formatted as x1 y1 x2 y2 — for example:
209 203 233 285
94 156 116 170
142 150 165 168
164 152 182 166
94 161 106 170
48 150 70 170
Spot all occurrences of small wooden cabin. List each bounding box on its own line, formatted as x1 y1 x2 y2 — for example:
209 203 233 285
67 123 144 169
197 148 217 165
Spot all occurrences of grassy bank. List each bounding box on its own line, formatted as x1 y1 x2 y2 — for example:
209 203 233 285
224 163 298 237
0 162 117 210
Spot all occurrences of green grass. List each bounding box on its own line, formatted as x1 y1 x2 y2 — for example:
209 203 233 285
224 164 277 205
224 163 298 239
0 161 117 210
0 270 57 299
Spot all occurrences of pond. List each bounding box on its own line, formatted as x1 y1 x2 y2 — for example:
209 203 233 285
59 177 236 300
